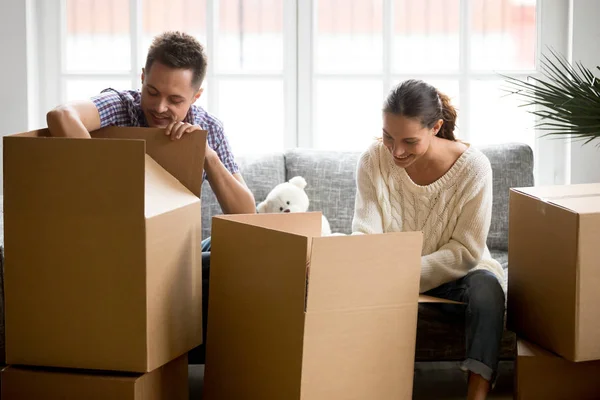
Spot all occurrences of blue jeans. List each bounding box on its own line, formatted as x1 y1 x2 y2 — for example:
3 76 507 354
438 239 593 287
423 269 506 382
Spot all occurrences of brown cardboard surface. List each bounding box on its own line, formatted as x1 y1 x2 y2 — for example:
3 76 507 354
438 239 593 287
144 154 199 217
418 295 463 304
516 339 600 400
203 213 423 400
145 200 203 370
508 184 600 362
222 211 323 237
300 232 421 400
3 127 206 372
577 211 600 359
204 218 309 399
92 126 205 197
0 355 188 400
516 183 600 200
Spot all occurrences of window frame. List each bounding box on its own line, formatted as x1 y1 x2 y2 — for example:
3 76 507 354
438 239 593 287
35 0 570 185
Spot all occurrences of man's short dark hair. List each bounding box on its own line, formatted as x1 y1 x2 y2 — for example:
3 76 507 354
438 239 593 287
145 31 207 89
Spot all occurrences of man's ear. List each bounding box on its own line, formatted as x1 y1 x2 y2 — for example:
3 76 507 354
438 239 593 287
193 87 204 103
141 68 146 86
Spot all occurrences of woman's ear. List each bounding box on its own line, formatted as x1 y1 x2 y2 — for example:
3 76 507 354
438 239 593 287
432 118 444 135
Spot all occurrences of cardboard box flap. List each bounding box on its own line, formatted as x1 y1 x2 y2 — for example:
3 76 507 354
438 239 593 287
92 127 207 198
418 295 463 304
144 155 199 218
517 338 548 358
216 212 322 238
10 128 50 138
305 232 422 312
3 136 146 216
513 183 600 200
549 195 600 214
205 217 308 399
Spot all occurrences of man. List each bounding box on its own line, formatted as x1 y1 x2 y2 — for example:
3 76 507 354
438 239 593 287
46 31 256 363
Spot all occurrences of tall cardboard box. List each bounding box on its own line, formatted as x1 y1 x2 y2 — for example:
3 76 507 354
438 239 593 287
508 184 600 362
1 354 189 399
203 213 423 400
3 127 206 372
515 339 600 399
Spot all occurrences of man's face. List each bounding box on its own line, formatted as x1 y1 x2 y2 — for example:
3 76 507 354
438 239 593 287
140 61 202 128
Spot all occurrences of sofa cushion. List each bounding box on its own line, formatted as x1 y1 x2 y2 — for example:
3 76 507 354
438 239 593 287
479 143 534 251
284 144 534 250
201 152 285 239
284 149 361 234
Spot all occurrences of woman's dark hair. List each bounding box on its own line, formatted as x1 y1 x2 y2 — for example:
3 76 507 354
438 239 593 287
383 79 457 141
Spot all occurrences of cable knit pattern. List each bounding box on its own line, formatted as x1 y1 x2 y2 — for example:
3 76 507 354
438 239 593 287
352 141 506 293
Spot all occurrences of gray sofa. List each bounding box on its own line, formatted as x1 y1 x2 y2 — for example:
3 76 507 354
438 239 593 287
200 143 534 361
0 142 533 364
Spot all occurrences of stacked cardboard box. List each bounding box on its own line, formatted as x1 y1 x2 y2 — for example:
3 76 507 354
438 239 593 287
1 127 207 399
508 184 600 399
202 212 426 400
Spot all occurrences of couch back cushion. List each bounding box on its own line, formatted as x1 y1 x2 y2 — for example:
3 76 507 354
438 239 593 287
284 143 533 250
479 143 534 250
284 148 361 235
200 152 285 239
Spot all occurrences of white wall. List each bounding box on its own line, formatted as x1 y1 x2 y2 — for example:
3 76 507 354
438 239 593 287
0 0 37 192
569 0 600 184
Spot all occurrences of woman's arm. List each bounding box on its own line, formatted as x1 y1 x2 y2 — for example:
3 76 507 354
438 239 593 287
352 151 385 234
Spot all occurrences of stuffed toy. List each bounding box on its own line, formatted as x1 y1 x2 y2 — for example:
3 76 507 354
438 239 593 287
257 176 332 236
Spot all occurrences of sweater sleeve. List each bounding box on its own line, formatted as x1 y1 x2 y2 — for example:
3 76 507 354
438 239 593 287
419 162 494 293
351 150 384 234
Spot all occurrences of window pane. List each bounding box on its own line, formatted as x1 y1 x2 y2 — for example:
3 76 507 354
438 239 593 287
314 80 383 150
142 0 207 71
65 79 131 102
65 0 130 72
217 80 284 153
469 80 535 147
315 0 383 74
393 0 460 73
217 0 284 73
470 0 537 71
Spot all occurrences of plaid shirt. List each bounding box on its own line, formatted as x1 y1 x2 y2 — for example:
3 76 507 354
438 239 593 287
91 88 240 181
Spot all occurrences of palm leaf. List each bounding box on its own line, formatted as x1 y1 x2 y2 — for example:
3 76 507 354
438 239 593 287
501 49 600 147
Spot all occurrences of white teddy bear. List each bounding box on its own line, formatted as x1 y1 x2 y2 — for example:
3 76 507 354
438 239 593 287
256 176 332 236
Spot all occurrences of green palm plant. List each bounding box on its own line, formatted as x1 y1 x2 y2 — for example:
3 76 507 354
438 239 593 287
503 48 600 147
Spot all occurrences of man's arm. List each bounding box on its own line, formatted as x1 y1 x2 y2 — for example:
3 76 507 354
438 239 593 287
204 147 256 214
46 100 101 138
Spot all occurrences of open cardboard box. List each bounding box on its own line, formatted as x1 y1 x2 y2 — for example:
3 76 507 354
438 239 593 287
508 183 600 362
1 355 188 400
515 339 600 399
203 212 459 400
3 127 206 372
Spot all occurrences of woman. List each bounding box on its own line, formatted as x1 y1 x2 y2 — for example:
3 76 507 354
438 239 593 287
352 79 506 400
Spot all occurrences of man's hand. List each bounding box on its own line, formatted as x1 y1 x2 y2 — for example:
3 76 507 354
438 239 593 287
165 121 203 140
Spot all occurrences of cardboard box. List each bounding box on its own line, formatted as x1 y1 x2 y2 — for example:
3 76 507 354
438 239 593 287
203 213 423 400
1 354 188 399
516 339 600 399
3 127 206 372
508 184 600 362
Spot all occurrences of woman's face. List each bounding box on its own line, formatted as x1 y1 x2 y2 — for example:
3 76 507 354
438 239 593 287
382 113 442 168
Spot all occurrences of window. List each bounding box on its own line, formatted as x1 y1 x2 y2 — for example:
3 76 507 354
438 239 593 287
41 0 542 155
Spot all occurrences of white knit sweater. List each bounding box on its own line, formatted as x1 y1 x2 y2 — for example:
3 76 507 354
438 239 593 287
352 141 506 293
